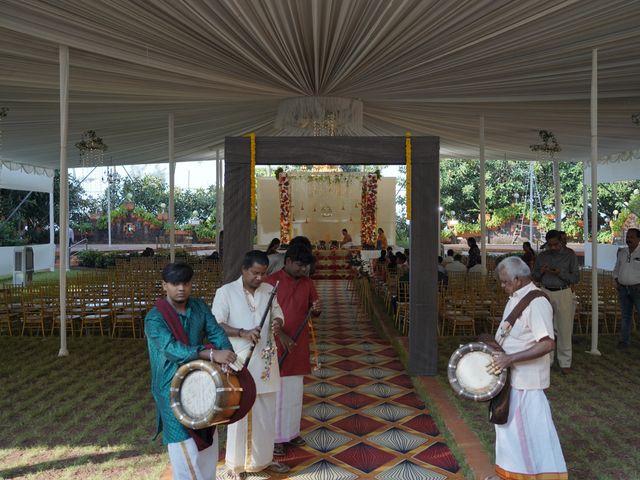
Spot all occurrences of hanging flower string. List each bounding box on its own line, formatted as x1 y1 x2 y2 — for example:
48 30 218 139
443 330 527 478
278 171 292 243
360 173 378 246
405 132 412 220
245 132 257 220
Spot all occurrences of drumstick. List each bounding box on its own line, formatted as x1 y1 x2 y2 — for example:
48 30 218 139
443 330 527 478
278 310 312 367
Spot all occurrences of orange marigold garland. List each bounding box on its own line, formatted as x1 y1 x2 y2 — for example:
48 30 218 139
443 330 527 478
360 173 378 247
246 132 257 220
405 132 412 220
278 171 292 243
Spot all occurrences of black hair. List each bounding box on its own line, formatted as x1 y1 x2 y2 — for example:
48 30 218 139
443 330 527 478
289 236 312 249
545 229 561 242
242 250 269 270
454 254 462 261
285 243 315 265
266 238 281 254
162 262 194 283
438 256 443 263
627 228 640 237
447 249 454 256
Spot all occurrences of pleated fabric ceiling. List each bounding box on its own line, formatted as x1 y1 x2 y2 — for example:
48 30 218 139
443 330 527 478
0 0 639 168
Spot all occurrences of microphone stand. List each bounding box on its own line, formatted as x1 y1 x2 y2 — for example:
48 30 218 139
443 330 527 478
242 281 279 370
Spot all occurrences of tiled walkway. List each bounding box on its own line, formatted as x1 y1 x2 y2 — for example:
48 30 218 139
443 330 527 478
218 279 463 479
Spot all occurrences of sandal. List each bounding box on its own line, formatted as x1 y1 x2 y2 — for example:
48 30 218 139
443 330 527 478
288 436 306 446
267 461 290 474
273 443 286 456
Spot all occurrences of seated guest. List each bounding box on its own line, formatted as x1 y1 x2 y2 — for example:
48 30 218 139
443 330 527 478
340 229 353 248
266 238 281 255
446 254 467 272
317 240 327 250
330 240 339 250
468 262 484 273
437 256 449 286
387 251 398 273
443 249 455 265
141 247 155 257
396 253 409 280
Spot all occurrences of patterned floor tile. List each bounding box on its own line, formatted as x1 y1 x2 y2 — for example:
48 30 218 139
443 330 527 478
367 427 428 453
331 391 378 409
375 460 448 480
402 414 440 436
359 382 404 398
304 381 346 398
331 374 371 388
330 359 367 371
362 403 415 422
331 413 386 436
413 442 461 473
304 426 352 453
393 392 426 409
288 459 359 480
333 443 396 473
303 401 349 421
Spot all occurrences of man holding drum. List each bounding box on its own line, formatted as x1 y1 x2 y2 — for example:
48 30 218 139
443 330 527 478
487 256 567 480
211 250 290 479
265 243 321 457
145 262 237 480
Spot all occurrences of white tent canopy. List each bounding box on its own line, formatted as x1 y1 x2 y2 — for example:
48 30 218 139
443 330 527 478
1 0 639 169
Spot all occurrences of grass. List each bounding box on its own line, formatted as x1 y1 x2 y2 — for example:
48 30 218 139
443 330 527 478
0 337 166 480
0 270 90 284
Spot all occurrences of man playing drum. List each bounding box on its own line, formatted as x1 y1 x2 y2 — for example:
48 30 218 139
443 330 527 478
487 256 567 480
144 262 237 480
211 250 290 479
265 243 321 456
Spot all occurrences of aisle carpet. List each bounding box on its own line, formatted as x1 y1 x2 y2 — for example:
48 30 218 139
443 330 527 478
218 279 462 479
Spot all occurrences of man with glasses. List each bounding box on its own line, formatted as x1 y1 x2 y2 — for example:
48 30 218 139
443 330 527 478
613 228 640 349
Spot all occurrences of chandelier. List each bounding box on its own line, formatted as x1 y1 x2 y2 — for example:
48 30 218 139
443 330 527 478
274 97 363 136
75 130 108 167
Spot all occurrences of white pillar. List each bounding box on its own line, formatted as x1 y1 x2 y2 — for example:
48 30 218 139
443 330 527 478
589 48 601 356
168 113 176 263
58 45 69 357
583 161 589 243
553 157 562 230
49 190 55 271
106 166 112 246
216 149 222 252
529 162 534 245
479 116 487 273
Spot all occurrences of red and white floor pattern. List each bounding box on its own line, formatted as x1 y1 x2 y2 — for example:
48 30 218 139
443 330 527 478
218 279 463 479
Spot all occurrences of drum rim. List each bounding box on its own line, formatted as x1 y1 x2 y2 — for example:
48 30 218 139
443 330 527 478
170 360 224 430
447 341 508 402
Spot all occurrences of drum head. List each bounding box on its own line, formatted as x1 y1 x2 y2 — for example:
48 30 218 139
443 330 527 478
448 342 508 401
180 370 218 419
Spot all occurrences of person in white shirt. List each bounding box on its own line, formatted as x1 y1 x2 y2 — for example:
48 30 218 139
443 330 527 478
211 250 290 479
445 254 467 273
486 256 567 480
443 249 455 265
612 228 640 349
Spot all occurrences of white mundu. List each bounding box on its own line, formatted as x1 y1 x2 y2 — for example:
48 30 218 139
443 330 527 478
211 277 284 474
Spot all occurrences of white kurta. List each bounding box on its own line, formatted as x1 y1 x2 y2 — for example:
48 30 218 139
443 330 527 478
211 277 284 473
494 282 567 479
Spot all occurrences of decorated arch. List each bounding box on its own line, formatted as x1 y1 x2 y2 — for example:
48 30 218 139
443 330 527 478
223 136 439 375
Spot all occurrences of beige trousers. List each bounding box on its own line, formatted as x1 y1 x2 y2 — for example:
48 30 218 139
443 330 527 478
543 288 575 368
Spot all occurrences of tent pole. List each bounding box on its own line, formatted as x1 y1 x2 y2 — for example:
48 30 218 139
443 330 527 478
216 148 222 253
589 48 601 356
479 116 487 273
168 113 176 262
58 45 69 357
553 157 562 230
49 190 55 272
583 161 589 243
529 162 534 245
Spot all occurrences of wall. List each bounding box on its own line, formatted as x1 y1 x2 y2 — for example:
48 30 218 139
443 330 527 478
0 244 55 278
257 176 396 246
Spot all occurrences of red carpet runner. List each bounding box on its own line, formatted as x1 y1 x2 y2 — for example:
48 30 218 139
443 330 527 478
219 279 462 479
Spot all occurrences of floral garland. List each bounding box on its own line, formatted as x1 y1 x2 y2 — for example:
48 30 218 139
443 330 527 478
246 133 257 220
405 132 412 220
360 173 378 246
278 172 292 243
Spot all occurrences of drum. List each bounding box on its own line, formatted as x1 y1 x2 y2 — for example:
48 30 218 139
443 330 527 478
170 360 244 430
447 342 508 402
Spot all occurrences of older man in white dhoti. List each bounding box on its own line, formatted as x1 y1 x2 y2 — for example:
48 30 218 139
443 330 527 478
487 256 567 480
212 250 290 479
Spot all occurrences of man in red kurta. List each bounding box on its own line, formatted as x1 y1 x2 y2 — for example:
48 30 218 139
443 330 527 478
264 242 321 456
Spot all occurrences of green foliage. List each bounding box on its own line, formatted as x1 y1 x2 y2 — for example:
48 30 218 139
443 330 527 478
453 222 480 236
274 167 284 179
195 223 216 240
610 209 630 234
597 230 613 244
486 205 521 229
76 249 102 268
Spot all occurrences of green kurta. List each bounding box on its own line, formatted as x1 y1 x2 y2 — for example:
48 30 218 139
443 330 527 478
144 297 232 444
